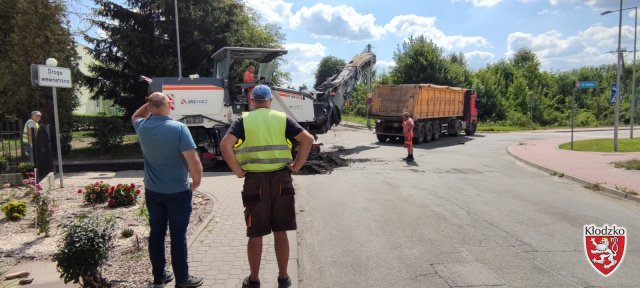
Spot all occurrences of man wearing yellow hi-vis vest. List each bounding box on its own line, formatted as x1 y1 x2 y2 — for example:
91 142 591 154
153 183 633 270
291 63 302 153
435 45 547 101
221 85 313 288
23 110 42 163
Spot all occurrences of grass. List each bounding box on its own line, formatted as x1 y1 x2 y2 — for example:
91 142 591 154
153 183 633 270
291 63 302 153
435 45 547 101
72 130 95 139
477 124 538 132
65 142 142 161
559 138 640 152
613 159 640 170
341 114 369 125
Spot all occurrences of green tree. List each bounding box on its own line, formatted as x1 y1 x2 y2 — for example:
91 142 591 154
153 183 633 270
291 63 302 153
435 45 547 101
391 36 448 85
389 35 472 87
0 0 78 153
314 56 346 88
85 0 285 117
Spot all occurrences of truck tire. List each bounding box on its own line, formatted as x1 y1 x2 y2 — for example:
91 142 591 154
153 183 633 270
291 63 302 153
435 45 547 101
376 134 388 142
413 123 425 144
433 123 440 141
465 122 477 136
449 120 462 136
425 122 433 142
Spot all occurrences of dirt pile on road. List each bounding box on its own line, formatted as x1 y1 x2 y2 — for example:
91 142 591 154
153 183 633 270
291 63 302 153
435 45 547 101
297 152 350 175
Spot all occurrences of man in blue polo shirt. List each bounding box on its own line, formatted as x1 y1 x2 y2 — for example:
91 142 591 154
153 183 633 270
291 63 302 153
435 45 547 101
132 92 203 288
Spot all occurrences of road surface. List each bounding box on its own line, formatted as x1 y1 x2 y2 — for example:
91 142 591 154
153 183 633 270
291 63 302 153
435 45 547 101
295 124 640 287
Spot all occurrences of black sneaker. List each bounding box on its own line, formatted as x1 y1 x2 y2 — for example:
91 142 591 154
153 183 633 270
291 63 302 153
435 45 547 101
153 269 174 287
277 277 291 288
175 275 203 288
242 276 260 288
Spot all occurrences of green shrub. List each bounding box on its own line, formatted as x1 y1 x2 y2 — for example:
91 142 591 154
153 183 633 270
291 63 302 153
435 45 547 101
1 199 27 220
53 213 115 287
0 157 7 173
575 111 598 127
35 193 53 236
78 181 110 204
107 183 140 208
17 162 35 179
90 117 124 153
120 228 134 238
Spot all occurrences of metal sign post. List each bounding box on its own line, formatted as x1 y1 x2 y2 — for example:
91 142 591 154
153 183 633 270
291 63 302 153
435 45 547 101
572 81 598 150
30 58 72 188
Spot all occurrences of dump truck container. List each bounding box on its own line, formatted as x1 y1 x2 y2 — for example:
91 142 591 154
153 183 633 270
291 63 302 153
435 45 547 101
369 84 477 144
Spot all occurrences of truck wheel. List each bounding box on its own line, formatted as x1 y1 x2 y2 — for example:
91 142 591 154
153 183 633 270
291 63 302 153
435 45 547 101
376 134 388 142
433 123 440 141
455 120 462 136
465 122 477 136
448 120 462 136
425 122 433 142
413 123 425 144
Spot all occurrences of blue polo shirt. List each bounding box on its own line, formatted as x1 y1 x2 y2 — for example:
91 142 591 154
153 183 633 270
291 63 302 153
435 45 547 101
134 115 196 193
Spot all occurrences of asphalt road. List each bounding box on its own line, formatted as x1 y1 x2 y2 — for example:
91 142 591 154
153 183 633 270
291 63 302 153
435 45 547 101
295 124 640 288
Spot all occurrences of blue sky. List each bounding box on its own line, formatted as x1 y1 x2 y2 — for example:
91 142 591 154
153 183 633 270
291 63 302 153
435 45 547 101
75 0 640 89
244 0 640 88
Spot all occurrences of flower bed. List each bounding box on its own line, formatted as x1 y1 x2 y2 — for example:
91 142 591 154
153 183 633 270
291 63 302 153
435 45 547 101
0 182 212 287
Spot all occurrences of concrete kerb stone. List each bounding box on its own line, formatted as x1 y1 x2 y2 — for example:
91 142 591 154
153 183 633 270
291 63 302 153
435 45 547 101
506 144 640 205
187 188 217 249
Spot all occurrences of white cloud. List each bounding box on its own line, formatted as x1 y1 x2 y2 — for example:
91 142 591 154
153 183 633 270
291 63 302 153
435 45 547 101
505 24 637 71
245 1 487 47
451 0 501 7
537 9 559 15
289 4 384 41
384 15 489 50
281 43 327 88
283 42 326 58
375 60 395 74
465 51 495 60
244 0 294 25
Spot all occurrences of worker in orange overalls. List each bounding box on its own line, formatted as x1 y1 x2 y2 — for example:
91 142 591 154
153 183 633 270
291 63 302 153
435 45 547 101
402 112 414 162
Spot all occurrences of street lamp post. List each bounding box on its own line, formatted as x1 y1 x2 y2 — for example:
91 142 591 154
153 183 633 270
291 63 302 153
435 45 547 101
601 0 626 152
632 7 638 139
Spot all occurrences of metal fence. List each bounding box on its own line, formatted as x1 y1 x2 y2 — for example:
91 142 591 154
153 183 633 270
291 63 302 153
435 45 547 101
0 119 53 182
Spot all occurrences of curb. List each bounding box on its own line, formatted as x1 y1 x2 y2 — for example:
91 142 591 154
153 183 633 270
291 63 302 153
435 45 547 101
187 189 217 249
506 144 640 205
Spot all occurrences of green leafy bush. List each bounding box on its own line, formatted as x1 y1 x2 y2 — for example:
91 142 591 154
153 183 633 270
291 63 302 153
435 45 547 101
90 117 124 153
78 181 110 204
1 199 27 220
17 162 35 179
53 213 115 287
107 183 140 208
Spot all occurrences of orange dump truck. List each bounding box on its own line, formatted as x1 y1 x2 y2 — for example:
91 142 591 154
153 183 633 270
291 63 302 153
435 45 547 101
369 84 478 143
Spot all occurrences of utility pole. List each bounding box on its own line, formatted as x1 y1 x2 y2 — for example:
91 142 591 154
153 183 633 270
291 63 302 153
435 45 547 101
614 0 623 152
174 0 182 78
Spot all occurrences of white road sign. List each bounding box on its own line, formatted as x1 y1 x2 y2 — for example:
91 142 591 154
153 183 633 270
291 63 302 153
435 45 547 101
32 65 72 88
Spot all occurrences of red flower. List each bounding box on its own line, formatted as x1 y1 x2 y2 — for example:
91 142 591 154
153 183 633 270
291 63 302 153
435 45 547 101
117 184 122 188
108 199 115 207
77 189 83 194
130 183 136 188
135 189 141 195
94 181 100 186
90 194 96 199
110 186 116 192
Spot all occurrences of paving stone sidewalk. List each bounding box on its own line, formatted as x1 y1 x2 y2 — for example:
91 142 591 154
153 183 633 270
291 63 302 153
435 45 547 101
508 137 640 200
189 173 298 288
61 171 298 288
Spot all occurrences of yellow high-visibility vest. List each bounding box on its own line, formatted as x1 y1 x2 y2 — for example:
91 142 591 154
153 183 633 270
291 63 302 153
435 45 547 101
234 108 293 172
23 120 39 143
